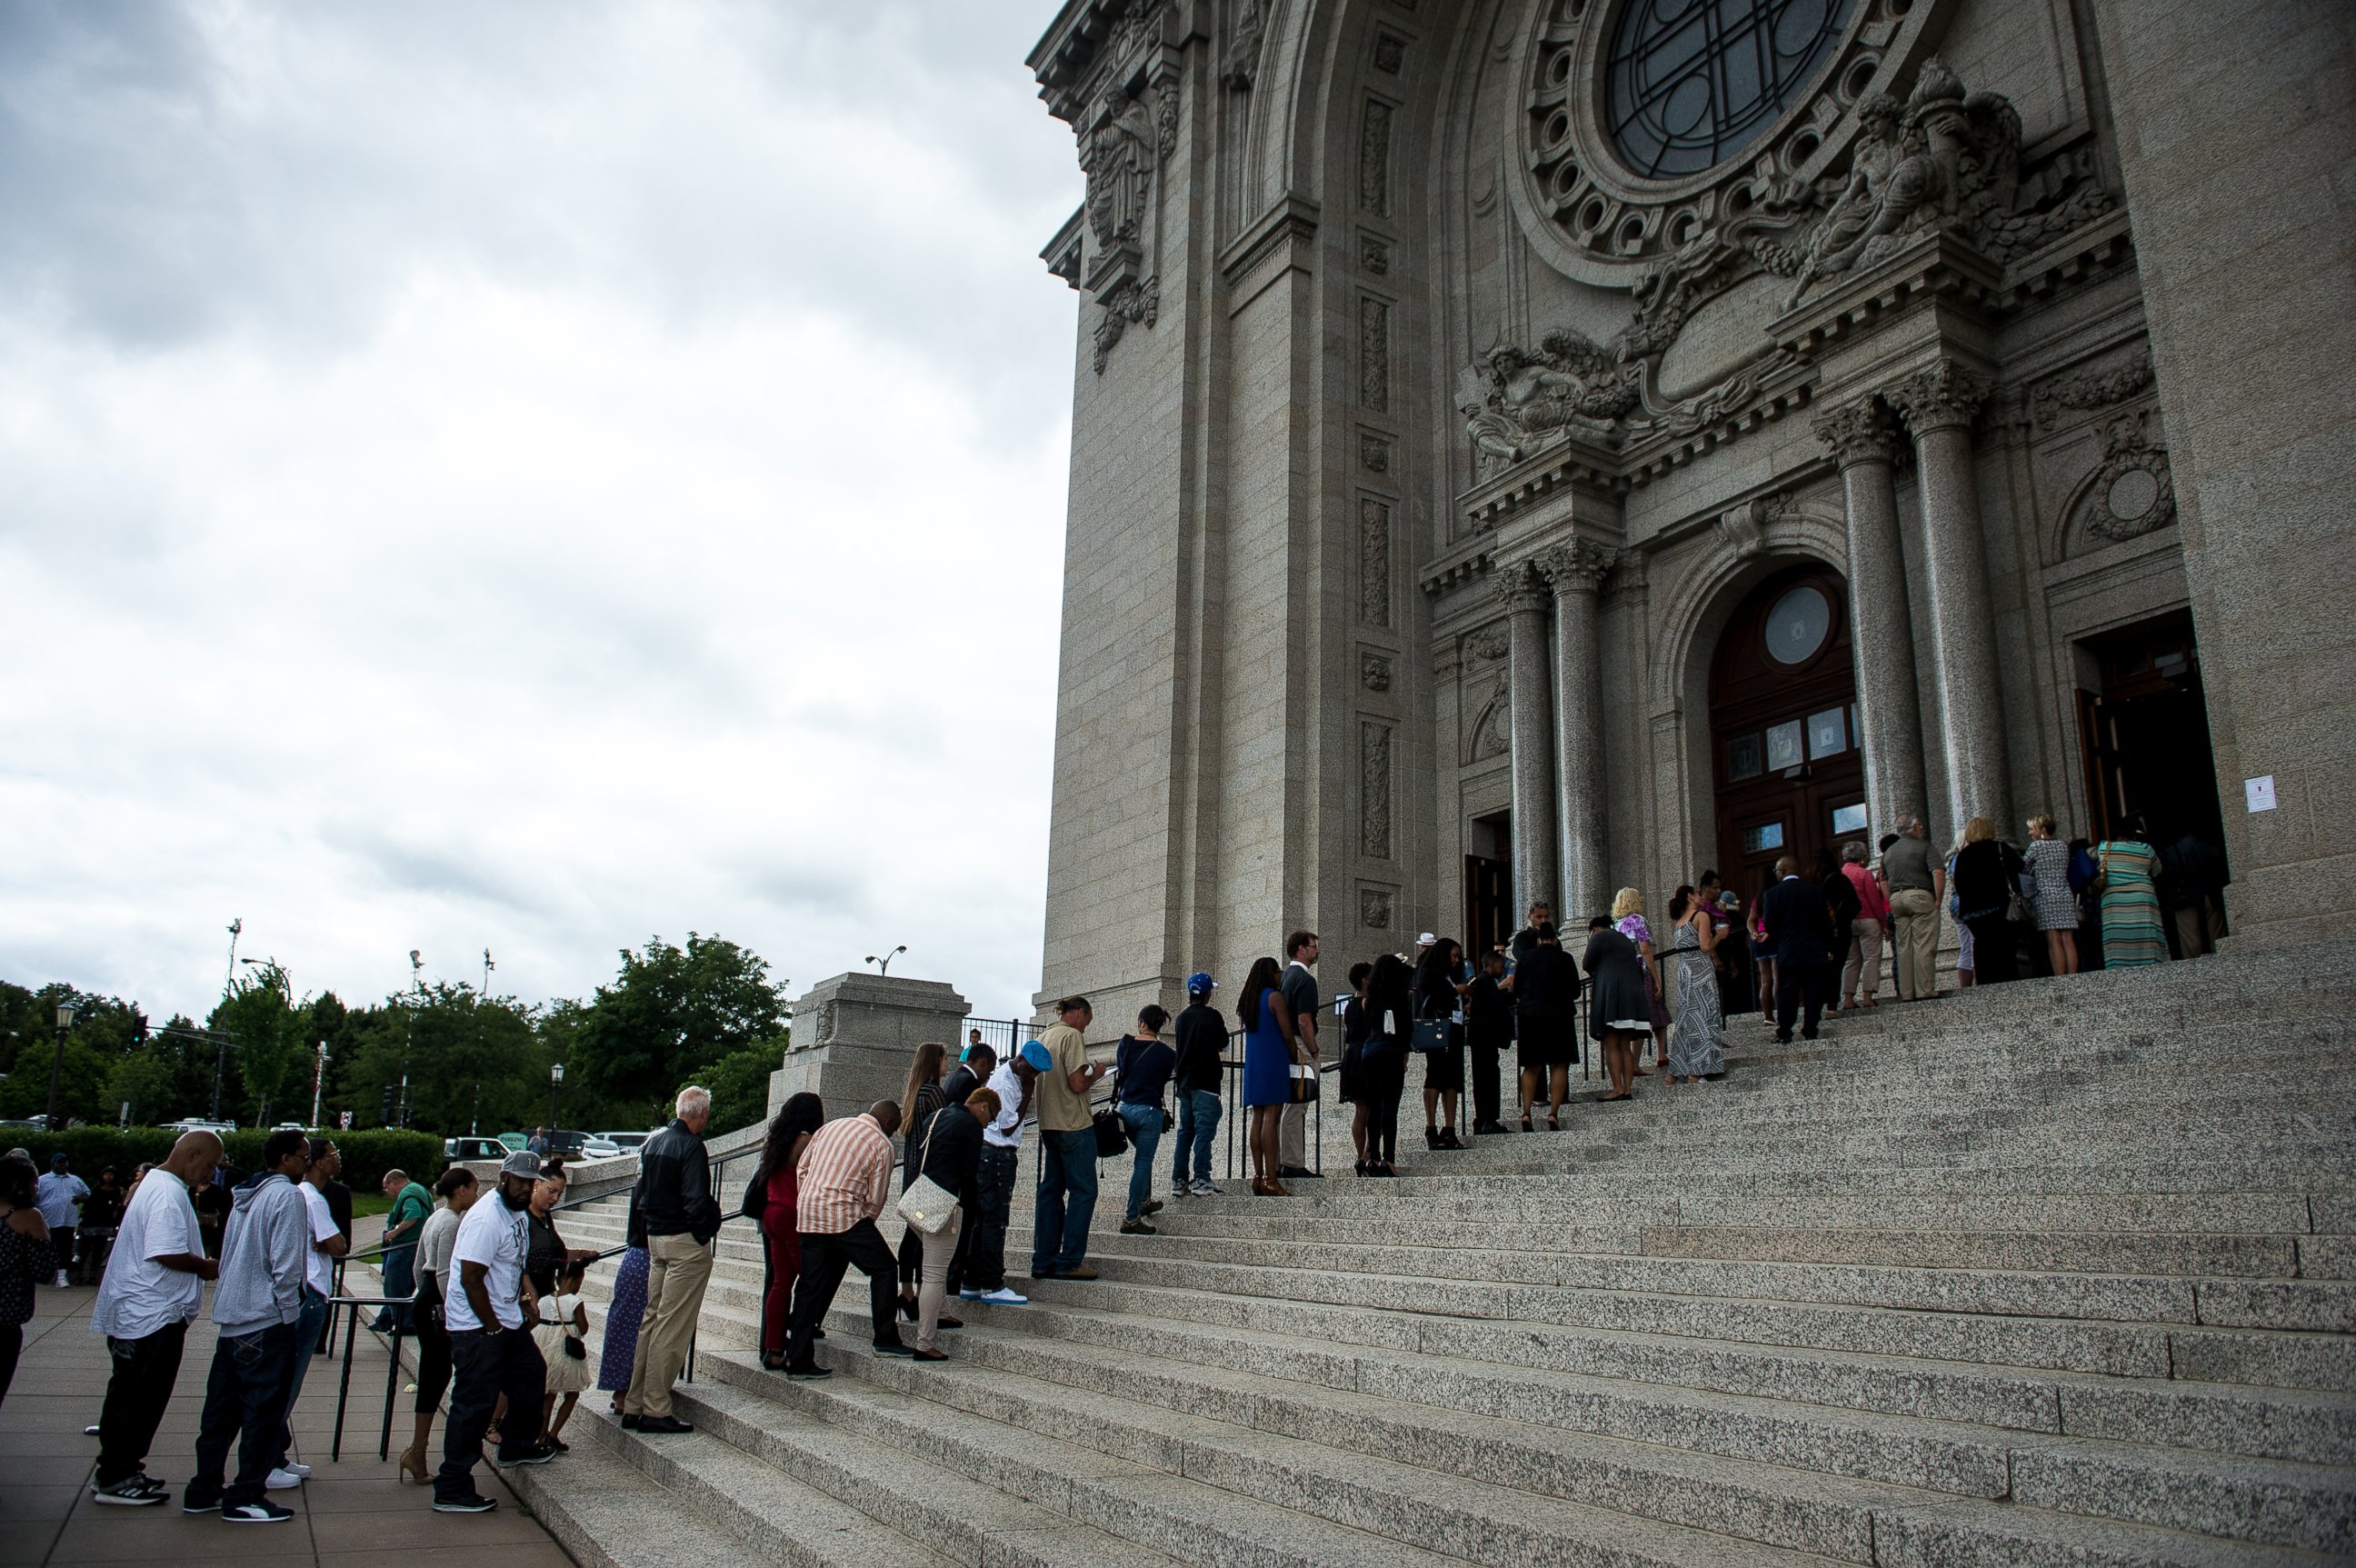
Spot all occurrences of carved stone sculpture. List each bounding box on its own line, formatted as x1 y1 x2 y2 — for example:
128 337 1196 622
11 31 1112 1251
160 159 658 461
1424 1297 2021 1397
2036 351 2154 429
1886 360 1988 434
1091 278 1159 375
1812 399 1901 468
1221 0 1266 90
1456 331 1640 468
1534 538 1616 594
1084 86 1157 255
1361 652 1393 693
1785 56 2113 308
2075 411 2176 546
1360 887 1393 930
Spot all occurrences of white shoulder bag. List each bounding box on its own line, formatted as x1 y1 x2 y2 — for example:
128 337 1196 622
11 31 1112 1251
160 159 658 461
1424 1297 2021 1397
895 1109 961 1235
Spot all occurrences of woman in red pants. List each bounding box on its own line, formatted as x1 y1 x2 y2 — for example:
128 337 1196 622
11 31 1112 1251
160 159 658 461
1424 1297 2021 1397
753 1094 824 1371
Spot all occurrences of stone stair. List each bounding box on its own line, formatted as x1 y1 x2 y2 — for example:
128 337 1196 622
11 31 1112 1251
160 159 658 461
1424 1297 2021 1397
504 942 2356 1566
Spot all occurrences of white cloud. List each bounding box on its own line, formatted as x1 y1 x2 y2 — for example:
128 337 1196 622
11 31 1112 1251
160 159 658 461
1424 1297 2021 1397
0 0 1084 1020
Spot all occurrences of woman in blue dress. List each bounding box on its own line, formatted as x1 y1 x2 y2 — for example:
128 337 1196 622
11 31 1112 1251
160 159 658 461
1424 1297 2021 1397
1239 954 1297 1195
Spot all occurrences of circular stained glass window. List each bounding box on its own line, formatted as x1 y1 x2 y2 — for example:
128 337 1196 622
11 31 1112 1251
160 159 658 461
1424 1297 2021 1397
1762 584 1832 664
1606 0 1857 179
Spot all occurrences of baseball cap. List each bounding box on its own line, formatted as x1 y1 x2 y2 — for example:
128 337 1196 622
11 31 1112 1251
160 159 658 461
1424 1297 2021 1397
1185 971 1215 996
1018 1040 1053 1073
499 1151 543 1180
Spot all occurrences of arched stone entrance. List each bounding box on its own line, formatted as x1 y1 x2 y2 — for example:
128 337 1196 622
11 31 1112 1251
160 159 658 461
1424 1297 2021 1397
1708 563 1867 898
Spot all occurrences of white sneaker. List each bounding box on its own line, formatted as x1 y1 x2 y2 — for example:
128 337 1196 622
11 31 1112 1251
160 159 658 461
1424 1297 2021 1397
281 1463 311 1479
1171 1182 1192 1197
55 1271 68 1288
978 1286 1029 1305
957 1289 983 1301
265 1467 304 1490
1192 1179 1222 1196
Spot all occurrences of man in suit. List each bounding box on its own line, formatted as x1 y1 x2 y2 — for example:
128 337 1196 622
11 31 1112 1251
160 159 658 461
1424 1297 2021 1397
1760 854 1835 1043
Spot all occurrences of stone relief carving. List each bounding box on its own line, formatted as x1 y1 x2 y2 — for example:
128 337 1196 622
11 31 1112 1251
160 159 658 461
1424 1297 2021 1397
1361 100 1393 217
1465 684 1509 764
1361 235 1392 275
1221 0 1266 90
1360 886 1394 930
1373 32 1407 74
1360 651 1394 692
1359 499 1392 628
1784 57 2114 307
1359 433 1390 473
1716 501 1767 560
1885 359 1988 434
1091 277 1160 375
1534 538 1616 593
1360 722 1393 859
2071 410 2176 548
1492 561 1551 614
1361 297 1392 412
1811 398 1901 467
1466 627 1509 663
1455 330 1639 468
1084 85 1158 257
2035 350 2154 430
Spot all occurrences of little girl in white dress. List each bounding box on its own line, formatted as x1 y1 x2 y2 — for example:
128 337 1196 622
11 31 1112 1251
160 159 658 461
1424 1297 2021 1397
534 1262 592 1449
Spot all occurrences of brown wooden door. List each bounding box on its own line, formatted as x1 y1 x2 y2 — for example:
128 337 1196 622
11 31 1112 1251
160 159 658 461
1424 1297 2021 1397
1463 854 1510 956
1709 564 1867 902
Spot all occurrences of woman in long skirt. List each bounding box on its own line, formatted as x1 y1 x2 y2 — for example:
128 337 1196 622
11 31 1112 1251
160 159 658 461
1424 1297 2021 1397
1663 886 1725 1084
2097 817 2169 967
595 1244 650 1415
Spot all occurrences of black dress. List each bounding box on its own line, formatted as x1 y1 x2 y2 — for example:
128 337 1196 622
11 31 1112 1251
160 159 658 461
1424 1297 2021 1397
1583 928 1654 1040
1413 965 1465 1096
1512 945 1582 1068
1338 996 1372 1104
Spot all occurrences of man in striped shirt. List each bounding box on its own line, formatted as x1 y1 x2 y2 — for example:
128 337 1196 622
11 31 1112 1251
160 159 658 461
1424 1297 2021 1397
783 1101 909 1379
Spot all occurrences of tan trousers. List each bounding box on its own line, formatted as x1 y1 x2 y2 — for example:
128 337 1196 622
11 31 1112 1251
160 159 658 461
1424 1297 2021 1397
1889 889 1939 1000
913 1221 957 1352
624 1232 713 1419
1279 1100 1307 1170
1842 918 1884 1001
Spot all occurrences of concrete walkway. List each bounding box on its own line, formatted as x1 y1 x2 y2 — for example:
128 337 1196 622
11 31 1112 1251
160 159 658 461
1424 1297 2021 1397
0 1283 574 1568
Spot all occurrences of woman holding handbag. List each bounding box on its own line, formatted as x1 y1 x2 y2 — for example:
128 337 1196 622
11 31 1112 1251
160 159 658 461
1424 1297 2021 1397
904 1087 993 1362
1412 940 1469 1150
1360 954 1414 1177
1113 1007 1176 1234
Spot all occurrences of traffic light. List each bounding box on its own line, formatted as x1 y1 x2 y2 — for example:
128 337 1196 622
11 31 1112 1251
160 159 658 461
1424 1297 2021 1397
379 1084 397 1126
130 1009 150 1045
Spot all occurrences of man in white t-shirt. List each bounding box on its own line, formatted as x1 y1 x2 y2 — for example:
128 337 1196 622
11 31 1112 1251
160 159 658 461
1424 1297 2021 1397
90 1131 220 1506
36 1154 89 1287
433 1152 552 1513
963 1044 1040 1305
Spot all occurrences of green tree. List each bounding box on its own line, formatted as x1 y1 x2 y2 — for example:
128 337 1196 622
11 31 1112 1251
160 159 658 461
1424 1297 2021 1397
341 982 548 1137
568 934 788 1127
208 962 306 1127
692 1030 791 1136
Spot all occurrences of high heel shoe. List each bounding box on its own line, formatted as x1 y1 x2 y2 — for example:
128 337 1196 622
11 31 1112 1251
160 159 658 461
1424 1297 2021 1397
1520 1114 1534 1133
397 1445 429 1484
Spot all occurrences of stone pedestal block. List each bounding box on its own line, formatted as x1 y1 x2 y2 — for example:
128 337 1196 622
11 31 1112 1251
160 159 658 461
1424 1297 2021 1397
766 974 971 1124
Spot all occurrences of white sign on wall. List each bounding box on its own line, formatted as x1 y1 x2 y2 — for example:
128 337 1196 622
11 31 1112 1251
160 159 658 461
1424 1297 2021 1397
2245 774 2277 813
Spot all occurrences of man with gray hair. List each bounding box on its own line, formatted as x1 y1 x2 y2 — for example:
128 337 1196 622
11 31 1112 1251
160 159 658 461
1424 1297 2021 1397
1881 813 1945 1002
620 1085 720 1433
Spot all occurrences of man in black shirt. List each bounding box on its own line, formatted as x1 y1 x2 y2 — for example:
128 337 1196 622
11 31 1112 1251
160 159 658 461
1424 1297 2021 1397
1760 857 1836 1043
1168 974 1227 1197
621 1085 720 1433
1278 933 1323 1178
1463 950 1514 1134
1508 900 1555 967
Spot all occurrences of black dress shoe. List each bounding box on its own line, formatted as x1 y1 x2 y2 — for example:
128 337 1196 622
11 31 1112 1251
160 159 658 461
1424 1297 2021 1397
633 1416 694 1434
619 1413 641 1430
874 1342 915 1357
1279 1164 1321 1178
785 1365 832 1381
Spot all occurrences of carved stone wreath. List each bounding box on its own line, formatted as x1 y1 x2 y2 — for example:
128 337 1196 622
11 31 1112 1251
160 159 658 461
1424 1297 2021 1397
1508 0 1942 289
2068 411 2176 550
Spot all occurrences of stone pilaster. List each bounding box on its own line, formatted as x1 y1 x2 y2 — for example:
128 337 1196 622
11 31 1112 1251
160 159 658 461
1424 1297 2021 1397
1496 564 1558 916
1536 540 1614 921
1813 398 1928 841
1887 360 2011 837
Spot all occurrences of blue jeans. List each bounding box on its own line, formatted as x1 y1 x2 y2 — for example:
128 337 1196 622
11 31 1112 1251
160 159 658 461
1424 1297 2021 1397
375 1242 415 1331
191 1321 298 1508
1171 1089 1222 1184
1118 1103 1164 1221
970 1145 1018 1291
275 1286 329 1468
1030 1127 1100 1276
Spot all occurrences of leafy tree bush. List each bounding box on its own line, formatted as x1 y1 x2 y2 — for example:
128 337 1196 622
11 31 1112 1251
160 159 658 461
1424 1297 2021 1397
8 1126 445 1192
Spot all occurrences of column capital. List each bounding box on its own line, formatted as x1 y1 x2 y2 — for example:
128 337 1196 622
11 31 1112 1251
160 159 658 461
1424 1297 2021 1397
1491 562 1551 614
1533 538 1616 595
1885 360 1989 434
1811 398 1901 467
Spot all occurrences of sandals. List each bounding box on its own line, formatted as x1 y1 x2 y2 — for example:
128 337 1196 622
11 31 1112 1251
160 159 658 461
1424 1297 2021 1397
1546 1114 1562 1131
1520 1114 1534 1133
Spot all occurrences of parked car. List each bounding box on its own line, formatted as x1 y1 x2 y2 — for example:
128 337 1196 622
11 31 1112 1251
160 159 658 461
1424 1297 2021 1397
596 1130 657 1152
579 1134 622 1159
443 1136 509 1163
271 1121 308 1133
161 1117 237 1135
535 1129 622 1160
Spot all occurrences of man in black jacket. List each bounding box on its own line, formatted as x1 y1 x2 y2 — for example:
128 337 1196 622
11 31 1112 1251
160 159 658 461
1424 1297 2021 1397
938 1044 993 1296
620 1085 720 1433
1169 974 1227 1197
1760 856 1835 1043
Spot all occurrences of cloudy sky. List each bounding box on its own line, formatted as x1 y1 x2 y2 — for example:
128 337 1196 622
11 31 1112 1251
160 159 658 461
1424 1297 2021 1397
0 1 1084 1022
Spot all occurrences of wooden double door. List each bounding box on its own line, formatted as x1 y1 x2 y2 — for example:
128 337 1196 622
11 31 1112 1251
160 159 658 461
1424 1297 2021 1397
1709 564 1867 903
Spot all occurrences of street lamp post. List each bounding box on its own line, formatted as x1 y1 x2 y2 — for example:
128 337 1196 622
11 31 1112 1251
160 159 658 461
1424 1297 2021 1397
548 1063 564 1134
45 1002 76 1131
864 944 908 975
309 1041 330 1131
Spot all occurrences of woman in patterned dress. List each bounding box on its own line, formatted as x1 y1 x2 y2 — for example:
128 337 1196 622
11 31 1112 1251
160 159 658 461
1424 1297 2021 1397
2096 816 2170 968
1663 886 1725 1084
595 1243 650 1414
2024 814 2081 975
1612 888 1670 1071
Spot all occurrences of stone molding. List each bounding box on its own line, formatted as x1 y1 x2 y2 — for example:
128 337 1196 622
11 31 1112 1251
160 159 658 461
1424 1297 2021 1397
2035 348 2154 430
1218 195 1320 290
1812 398 1900 468
1491 562 1550 614
1886 360 1989 434
1534 539 1615 594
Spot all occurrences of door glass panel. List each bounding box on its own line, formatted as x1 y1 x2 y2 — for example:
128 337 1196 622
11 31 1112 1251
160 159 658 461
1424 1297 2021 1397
1765 719 1803 771
1807 706 1847 759
1830 802 1868 834
1742 821 1785 854
1725 733 1762 782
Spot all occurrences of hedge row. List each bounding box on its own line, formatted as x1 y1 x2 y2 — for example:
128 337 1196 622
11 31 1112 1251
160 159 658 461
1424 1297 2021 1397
5 1127 446 1192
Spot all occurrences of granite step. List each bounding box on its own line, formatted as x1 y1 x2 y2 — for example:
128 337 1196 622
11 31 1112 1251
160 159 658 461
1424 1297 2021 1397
796 1300 2355 1560
688 1349 1858 1568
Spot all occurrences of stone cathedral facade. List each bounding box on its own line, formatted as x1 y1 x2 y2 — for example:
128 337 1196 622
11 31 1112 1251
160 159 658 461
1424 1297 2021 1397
1026 0 2355 1024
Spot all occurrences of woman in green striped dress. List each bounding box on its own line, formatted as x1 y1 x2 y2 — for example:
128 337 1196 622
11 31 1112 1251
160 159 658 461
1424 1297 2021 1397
2096 819 2168 967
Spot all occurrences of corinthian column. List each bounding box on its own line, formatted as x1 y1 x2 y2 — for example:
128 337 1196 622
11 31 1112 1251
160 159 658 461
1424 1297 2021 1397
1495 565 1559 917
1536 539 1614 921
1887 360 2011 836
1813 398 1927 840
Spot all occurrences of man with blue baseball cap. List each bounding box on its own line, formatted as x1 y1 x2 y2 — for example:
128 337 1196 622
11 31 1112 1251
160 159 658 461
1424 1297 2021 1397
1170 973 1228 1196
961 1040 1045 1304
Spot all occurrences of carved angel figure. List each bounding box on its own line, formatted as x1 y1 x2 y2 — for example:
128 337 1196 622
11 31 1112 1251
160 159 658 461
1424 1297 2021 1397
1084 86 1156 252
1456 333 1640 466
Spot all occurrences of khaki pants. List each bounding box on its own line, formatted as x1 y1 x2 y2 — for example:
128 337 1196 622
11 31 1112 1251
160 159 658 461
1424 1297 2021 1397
1889 889 1939 1000
1279 1100 1307 1171
624 1233 713 1420
1842 917 1884 1001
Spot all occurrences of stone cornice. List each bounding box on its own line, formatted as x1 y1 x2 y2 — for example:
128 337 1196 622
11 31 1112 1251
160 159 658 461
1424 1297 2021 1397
1772 229 2008 363
1460 439 1620 533
1041 206 1086 290
1419 538 1492 600
1219 195 1320 293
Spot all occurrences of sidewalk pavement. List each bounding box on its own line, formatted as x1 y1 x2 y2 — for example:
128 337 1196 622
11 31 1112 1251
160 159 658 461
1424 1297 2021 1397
0 1282 574 1568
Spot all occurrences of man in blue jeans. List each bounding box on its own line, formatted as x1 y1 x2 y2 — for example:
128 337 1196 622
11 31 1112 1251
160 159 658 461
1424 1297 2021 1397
1030 996 1106 1280
1114 1005 1175 1234
185 1130 312 1523
1169 973 1227 1196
